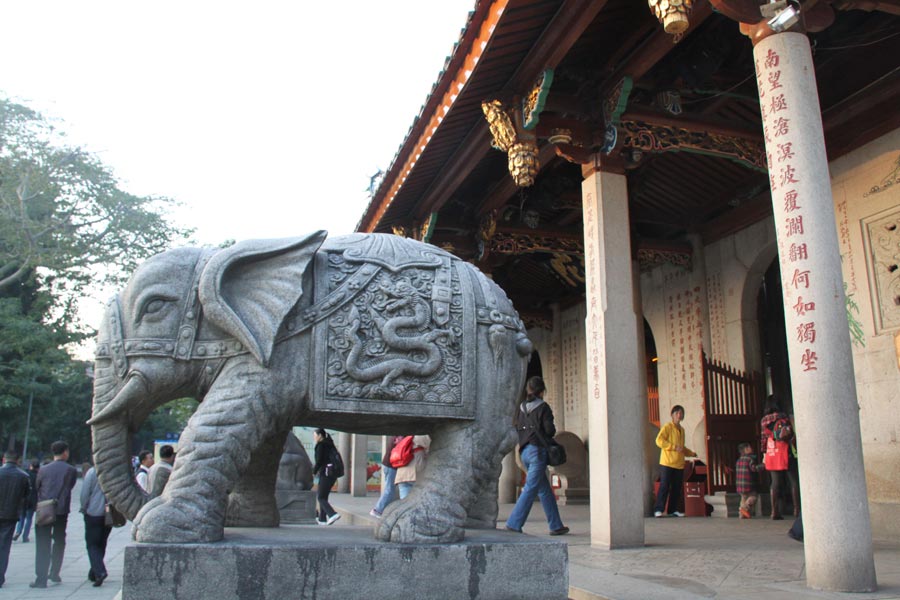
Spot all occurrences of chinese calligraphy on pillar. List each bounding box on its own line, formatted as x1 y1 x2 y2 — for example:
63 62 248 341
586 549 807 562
583 191 604 402
757 47 819 373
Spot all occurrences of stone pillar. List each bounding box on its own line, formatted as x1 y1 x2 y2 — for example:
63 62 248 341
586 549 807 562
582 156 645 548
351 434 369 497
497 450 518 504
752 31 875 591
336 432 352 493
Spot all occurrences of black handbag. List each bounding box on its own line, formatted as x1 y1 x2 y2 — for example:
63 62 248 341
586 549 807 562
545 440 567 467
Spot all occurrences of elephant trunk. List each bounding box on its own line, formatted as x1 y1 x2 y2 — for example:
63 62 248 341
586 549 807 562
90 363 150 519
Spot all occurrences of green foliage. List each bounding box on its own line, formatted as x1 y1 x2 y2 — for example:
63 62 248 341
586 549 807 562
0 96 194 459
0 97 193 330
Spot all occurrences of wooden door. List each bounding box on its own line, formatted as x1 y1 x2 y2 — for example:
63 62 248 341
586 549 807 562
702 352 763 493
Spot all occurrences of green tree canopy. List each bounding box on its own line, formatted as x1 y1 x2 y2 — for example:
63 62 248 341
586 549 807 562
0 97 193 329
1 97 193 459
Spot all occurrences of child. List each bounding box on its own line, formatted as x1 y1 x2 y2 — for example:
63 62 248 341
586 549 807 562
735 442 763 519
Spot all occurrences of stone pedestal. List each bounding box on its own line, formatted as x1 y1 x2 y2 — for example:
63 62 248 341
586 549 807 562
122 526 568 600
275 489 317 524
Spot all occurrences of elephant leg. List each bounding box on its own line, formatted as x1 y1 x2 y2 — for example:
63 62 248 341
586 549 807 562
225 429 289 527
465 429 517 528
376 424 473 543
133 363 282 543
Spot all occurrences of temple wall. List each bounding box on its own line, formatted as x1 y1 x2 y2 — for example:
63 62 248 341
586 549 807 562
638 127 900 539
525 303 589 443
828 127 900 540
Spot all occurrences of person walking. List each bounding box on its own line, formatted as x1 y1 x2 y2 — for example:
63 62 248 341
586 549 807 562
134 450 154 493
13 459 38 543
370 435 403 518
394 435 430 500
312 429 342 525
760 398 799 519
147 445 176 498
0 451 31 589
80 466 112 587
504 376 569 536
31 441 77 588
654 404 697 518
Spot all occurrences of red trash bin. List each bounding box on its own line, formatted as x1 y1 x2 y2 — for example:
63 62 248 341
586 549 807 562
683 460 709 517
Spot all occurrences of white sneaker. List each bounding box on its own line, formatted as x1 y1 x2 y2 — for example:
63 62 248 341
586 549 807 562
654 511 663 518
369 509 382 519
316 519 327 526
326 513 341 525
672 511 685 517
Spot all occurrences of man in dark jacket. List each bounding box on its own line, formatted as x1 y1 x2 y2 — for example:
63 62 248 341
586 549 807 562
13 459 38 542
31 441 77 588
0 451 30 588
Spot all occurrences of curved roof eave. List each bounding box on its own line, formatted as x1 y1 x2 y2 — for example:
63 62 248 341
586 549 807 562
355 0 507 233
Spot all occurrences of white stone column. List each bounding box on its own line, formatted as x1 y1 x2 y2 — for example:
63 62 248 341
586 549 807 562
753 31 875 591
497 450 518 504
336 432 352 493
351 434 369 497
582 157 645 548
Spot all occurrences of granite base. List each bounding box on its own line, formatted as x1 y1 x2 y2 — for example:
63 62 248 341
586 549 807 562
122 525 568 600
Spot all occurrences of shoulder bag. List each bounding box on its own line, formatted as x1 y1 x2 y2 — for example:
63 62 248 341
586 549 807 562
35 499 58 526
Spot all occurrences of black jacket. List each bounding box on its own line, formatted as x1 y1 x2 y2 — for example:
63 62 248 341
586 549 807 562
515 397 557 449
313 439 336 478
0 462 31 521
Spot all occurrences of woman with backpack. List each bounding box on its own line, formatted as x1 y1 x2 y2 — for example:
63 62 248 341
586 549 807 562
760 398 800 519
394 436 430 499
312 429 342 525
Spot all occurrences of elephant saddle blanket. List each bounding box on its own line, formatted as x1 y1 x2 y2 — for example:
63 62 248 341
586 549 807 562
293 234 520 420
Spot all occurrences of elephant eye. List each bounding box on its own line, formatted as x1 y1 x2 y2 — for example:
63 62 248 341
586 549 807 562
138 296 175 323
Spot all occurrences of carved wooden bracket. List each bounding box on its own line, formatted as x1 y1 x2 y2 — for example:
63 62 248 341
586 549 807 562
619 119 767 172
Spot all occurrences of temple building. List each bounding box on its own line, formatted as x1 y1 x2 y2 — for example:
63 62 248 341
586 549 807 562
354 0 900 591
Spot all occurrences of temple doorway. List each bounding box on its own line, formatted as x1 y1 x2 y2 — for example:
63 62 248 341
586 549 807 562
757 259 794 416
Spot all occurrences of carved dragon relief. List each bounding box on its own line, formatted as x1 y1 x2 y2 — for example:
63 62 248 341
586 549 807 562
311 234 482 418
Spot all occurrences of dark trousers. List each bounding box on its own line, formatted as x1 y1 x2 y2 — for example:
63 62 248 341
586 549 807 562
0 518 16 586
317 475 337 521
654 465 684 514
34 514 68 583
84 515 112 579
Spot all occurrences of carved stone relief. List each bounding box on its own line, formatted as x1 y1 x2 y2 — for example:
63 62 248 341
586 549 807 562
862 207 900 334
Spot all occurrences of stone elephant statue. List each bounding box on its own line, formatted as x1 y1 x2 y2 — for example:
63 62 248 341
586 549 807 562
89 231 532 544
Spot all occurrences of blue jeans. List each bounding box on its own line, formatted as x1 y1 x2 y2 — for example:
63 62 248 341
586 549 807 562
398 481 414 499
373 466 397 513
15 508 34 541
506 444 563 532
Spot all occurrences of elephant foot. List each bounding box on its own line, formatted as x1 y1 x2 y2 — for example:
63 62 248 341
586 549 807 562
375 491 466 544
225 492 279 528
133 497 224 543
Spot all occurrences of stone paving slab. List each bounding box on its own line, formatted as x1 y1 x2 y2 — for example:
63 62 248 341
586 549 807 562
4 486 899 600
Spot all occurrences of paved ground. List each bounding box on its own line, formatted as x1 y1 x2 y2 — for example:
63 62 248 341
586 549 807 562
3 484 898 599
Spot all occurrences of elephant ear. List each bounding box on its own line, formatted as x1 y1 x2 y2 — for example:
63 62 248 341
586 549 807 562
198 231 327 367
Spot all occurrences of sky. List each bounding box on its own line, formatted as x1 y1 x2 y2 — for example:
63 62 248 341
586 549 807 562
0 0 477 246
1 1 477 343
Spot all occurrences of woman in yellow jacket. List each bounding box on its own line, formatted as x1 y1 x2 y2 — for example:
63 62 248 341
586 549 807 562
654 405 697 517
